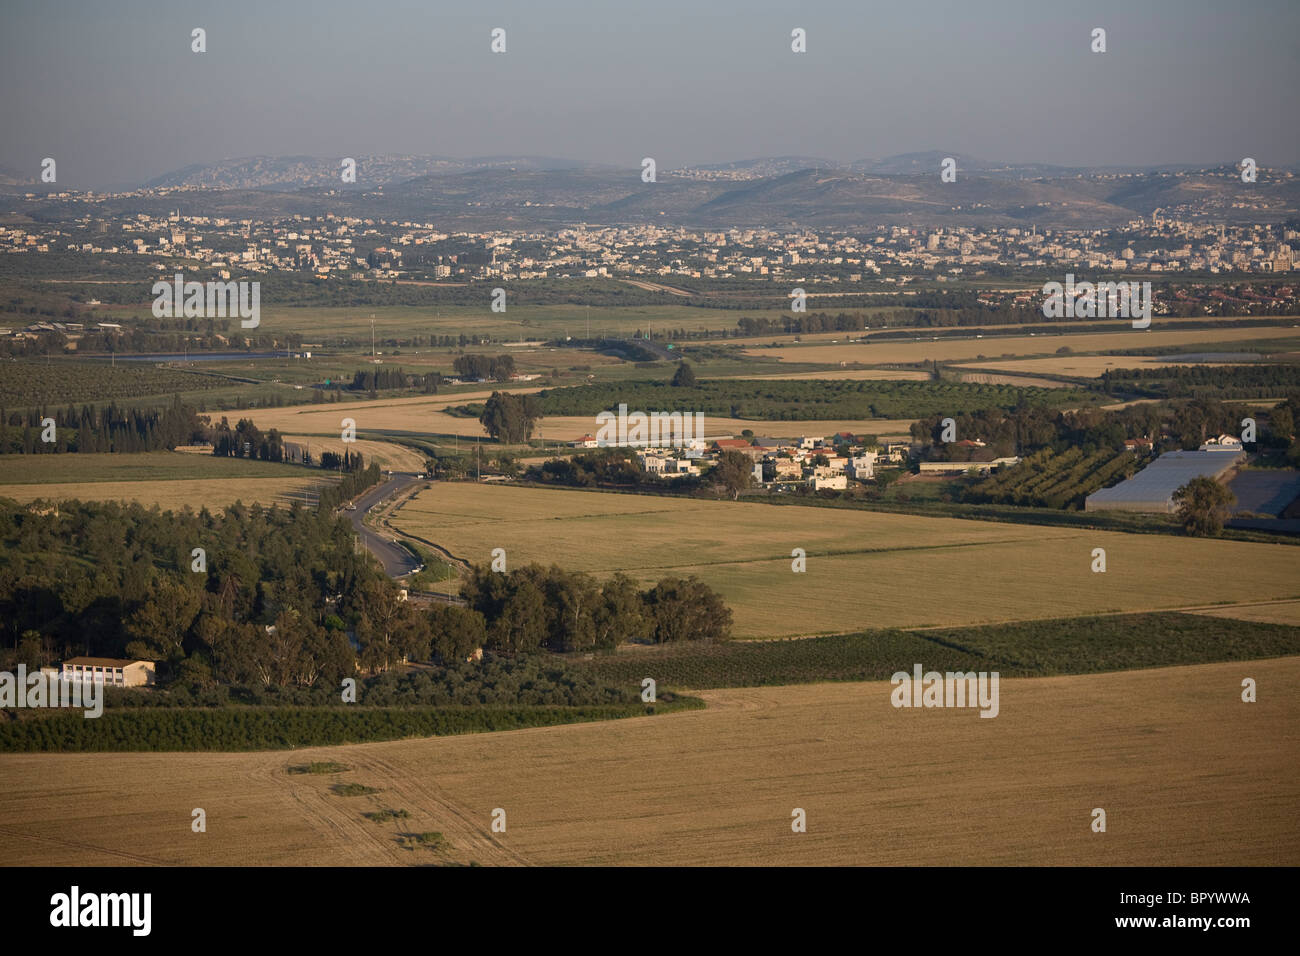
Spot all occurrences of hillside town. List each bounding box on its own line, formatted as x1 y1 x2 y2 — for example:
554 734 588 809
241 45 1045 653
1 195 1297 287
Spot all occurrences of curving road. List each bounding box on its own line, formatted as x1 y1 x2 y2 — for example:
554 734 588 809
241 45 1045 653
345 472 423 576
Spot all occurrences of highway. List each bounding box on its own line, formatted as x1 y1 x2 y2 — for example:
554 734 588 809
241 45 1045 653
345 472 423 577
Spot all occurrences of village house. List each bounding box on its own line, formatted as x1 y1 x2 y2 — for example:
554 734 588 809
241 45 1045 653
1199 434 1244 452
849 452 878 480
768 457 803 480
883 442 911 463
638 452 699 477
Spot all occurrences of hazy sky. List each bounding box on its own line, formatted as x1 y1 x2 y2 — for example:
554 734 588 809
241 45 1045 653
2 0 1297 188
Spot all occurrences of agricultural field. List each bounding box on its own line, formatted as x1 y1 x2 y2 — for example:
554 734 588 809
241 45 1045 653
254 302 752 341
0 450 315 484
240 389 543 436
706 315 1300 346
575 612 1300 688
241 390 917 444
0 359 228 407
535 378 1086 420
0 477 330 512
952 355 1256 379
390 483 1300 639
951 371 1070 388
0 657 1293 866
1190 599 1300 627
962 446 1142 509
0 451 335 510
742 368 931 382
280 437 427 472
741 325 1300 367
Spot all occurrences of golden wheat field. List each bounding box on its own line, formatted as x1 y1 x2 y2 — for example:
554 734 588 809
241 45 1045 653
1190 599 1300 627
743 326 1300 366
1 658 1294 866
246 396 916 444
954 356 1257 378
705 315 1300 346
744 368 931 382
390 483 1300 638
282 437 427 472
0 477 331 512
954 371 1070 387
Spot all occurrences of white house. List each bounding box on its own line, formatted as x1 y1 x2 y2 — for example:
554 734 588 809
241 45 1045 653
849 452 877 480
1200 434 1244 452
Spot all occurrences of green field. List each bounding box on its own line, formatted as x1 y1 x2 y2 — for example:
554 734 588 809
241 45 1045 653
255 302 763 341
535 377 1091 419
0 359 229 407
0 700 704 753
0 451 335 510
963 446 1143 509
0 451 319 484
574 612 1300 690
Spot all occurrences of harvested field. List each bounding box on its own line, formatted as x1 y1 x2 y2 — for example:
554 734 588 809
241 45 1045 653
0 451 311 485
0 476 332 511
391 483 1300 638
0 658 1294 866
281 437 427 472
741 368 931 382
1189 599 1300 627
953 355 1258 378
247 396 916 443
954 371 1070 387
705 317 1300 346
743 326 1300 366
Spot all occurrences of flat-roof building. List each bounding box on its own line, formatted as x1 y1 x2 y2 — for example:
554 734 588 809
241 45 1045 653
60 657 156 688
1084 450 1244 514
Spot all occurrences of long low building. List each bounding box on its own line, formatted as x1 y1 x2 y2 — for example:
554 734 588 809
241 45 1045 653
918 457 1021 475
60 657 157 688
1084 449 1245 514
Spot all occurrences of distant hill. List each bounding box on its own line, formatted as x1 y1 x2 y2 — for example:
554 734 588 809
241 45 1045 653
141 154 609 190
14 156 1300 230
674 156 843 177
0 164 34 188
852 151 1081 178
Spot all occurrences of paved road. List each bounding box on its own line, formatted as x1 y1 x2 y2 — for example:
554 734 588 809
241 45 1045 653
345 472 422 576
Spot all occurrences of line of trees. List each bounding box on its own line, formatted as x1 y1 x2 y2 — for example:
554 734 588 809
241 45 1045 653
0 396 208 454
912 397 1270 462
349 367 441 394
453 353 516 381
210 416 285 460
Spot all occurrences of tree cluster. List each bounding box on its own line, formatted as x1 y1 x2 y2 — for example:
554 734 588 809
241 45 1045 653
453 353 516 382
460 563 732 653
479 390 542 443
